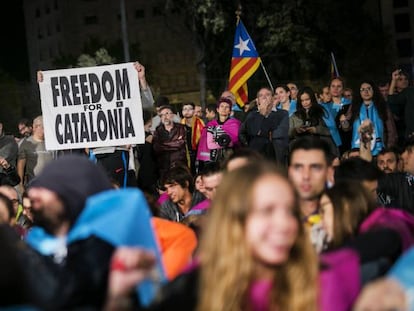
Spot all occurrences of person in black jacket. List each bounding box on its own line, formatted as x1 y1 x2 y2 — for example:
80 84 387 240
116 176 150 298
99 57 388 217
137 109 159 196
239 87 289 164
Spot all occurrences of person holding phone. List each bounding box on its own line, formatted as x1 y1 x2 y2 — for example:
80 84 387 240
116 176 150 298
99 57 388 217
289 87 337 156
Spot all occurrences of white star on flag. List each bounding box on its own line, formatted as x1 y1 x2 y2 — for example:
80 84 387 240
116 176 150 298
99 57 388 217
235 37 251 56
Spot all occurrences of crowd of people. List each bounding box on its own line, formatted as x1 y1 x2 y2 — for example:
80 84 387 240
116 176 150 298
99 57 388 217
0 63 414 310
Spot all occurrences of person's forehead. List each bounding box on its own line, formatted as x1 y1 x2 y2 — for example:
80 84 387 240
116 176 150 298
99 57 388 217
218 102 231 108
160 108 172 114
258 89 272 96
290 149 327 164
0 187 18 200
378 152 396 160
202 173 222 184
330 80 343 86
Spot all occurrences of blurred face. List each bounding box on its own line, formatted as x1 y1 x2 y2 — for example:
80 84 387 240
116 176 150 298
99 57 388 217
195 175 206 195
202 173 222 200
329 79 343 98
194 106 203 118
287 83 298 100
246 175 298 267
226 157 249 172
205 108 216 121
164 182 187 203
396 74 409 90
22 196 33 223
182 104 194 119
217 102 231 118
320 87 332 103
28 187 67 235
0 200 11 224
360 83 373 102
0 186 19 214
343 90 352 101
257 88 273 115
300 92 313 110
377 152 398 173
32 120 44 139
378 84 389 100
401 148 414 175
159 108 173 127
319 194 334 242
18 123 32 137
362 180 378 201
275 87 290 104
221 91 236 104
288 149 330 201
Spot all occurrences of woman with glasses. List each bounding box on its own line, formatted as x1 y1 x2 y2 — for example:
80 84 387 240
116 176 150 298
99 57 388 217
350 80 397 156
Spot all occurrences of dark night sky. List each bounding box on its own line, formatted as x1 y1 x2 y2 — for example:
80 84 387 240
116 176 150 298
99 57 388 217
0 0 30 81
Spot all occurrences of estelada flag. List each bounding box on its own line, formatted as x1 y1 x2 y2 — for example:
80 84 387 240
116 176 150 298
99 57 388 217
228 20 261 107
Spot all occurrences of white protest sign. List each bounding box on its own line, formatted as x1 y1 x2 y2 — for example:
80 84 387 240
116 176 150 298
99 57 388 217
38 62 145 150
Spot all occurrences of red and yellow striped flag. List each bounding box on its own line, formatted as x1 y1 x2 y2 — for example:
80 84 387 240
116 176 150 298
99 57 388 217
228 20 261 107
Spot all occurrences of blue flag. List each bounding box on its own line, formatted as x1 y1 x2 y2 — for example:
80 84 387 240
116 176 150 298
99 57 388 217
27 188 166 307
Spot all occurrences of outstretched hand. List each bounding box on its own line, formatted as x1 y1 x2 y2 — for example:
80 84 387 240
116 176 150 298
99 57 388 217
107 247 156 299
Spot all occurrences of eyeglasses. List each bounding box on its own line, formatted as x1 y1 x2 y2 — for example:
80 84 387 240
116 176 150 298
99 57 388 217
360 87 372 92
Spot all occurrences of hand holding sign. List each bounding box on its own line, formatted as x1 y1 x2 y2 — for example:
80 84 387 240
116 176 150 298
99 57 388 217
38 63 145 150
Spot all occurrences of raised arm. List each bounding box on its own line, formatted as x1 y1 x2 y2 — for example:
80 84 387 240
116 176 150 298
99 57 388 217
133 62 154 109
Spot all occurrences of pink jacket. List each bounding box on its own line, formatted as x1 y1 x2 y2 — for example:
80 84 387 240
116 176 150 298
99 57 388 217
196 118 241 161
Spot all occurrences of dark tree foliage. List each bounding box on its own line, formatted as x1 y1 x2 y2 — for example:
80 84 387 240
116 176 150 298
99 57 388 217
166 0 395 95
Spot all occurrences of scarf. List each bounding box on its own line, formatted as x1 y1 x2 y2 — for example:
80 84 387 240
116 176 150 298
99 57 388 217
351 102 384 156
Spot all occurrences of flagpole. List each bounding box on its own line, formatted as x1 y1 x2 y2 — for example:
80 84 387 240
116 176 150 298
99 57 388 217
260 61 274 93
330 52 340 77
235 5 274 93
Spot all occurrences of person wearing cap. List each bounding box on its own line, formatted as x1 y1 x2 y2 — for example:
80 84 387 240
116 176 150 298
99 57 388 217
196 97 241 165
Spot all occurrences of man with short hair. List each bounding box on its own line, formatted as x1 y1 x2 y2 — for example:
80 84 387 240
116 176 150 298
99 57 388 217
150 95 181 133
376 138 414 214
17 116 54 192
205 103 217 121
288 136 333 251
194 104 203 119
239 87 288 163
287 82 299 101
153 105 188 177
17 118 33 140
377 147 400 174
181 102 205 174
289 137 333 218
